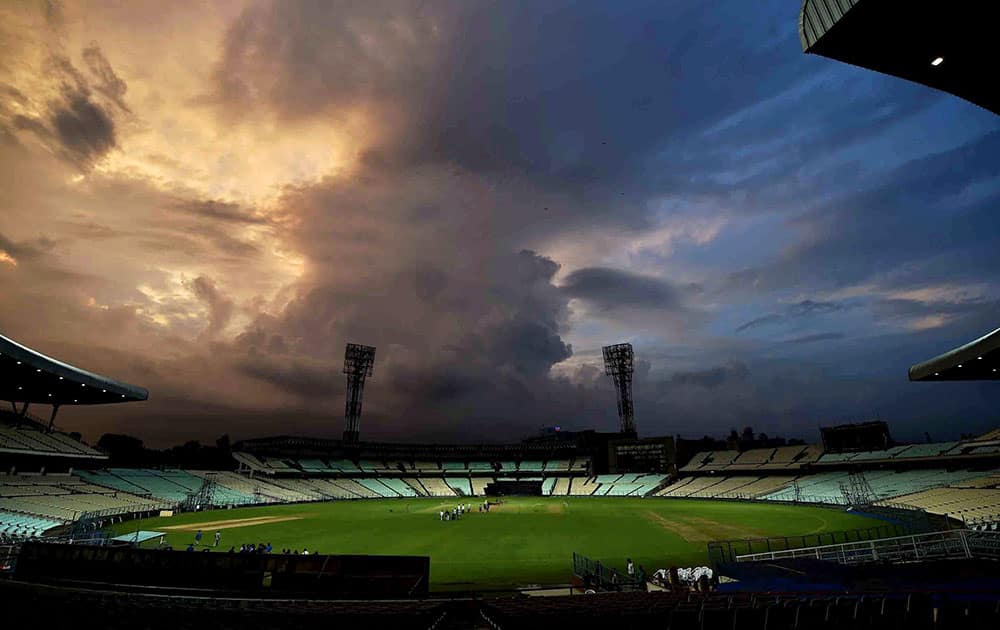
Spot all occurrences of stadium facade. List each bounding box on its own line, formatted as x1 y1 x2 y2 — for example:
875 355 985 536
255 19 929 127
909 327 1000 381
800 0 998 115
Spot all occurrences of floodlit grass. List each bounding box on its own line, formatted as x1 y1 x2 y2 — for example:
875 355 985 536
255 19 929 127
111 497 883 591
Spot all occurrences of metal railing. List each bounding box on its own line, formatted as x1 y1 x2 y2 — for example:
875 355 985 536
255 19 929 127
571 552 643 591
708 522 910 565
735 529 1000 565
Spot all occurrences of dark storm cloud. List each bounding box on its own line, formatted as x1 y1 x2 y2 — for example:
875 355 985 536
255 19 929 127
208 1 818 200
782 332 845 345
187 276 234 338
670 362 750 389
236 357 333 399
560 267 692 312
50 93 116 165
737 299 846 332
8 49 127 170
0 231 54 262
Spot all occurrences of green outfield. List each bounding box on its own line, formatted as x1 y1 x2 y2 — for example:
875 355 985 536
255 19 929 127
111 497 884 591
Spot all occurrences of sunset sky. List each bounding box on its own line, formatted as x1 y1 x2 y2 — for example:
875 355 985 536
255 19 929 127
1 0 998 447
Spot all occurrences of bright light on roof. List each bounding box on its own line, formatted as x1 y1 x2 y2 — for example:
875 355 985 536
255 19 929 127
931 57 944 66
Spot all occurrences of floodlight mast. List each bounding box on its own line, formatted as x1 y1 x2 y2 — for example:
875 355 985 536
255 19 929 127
602 342 637 437
343 343 376 444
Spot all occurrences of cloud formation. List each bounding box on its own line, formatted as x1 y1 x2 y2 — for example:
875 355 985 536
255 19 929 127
1 0 998 446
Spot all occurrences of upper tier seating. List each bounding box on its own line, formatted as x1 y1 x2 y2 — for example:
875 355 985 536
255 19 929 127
544 460 570 471
328 459 362 473
232 452 270 472
680 451 740 472
468 461 493 472
518 460 544 472
895 442 959 459
760 444 822 469
0 422 103 457
298 458 330 472
728 449 775 470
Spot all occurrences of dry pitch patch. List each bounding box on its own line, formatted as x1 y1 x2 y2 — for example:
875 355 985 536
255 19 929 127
643 510 768 542
161 515 307 532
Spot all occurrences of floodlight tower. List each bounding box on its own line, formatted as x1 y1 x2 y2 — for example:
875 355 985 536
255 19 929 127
603 343 637 437
343 343 376 443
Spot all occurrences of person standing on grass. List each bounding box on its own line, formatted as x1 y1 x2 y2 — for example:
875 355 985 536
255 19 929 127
214 531 221 547
626 558 635 578
194 530 203 546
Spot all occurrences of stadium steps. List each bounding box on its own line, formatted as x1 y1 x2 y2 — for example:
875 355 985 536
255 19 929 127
553 478 571 496
541 479 556 495
402 478 429 496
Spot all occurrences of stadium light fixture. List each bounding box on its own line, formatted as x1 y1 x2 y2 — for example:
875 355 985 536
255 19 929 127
931 57 944 66
59 376 63 380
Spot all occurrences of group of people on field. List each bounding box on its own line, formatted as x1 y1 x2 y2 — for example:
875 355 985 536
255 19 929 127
438 500 492 521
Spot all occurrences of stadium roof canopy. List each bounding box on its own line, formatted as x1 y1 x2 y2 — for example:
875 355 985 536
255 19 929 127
909 328 1000 382
0 333 148 405
799 0 998 115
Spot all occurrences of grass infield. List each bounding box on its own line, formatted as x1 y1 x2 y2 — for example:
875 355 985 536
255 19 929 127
111 497 883 591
